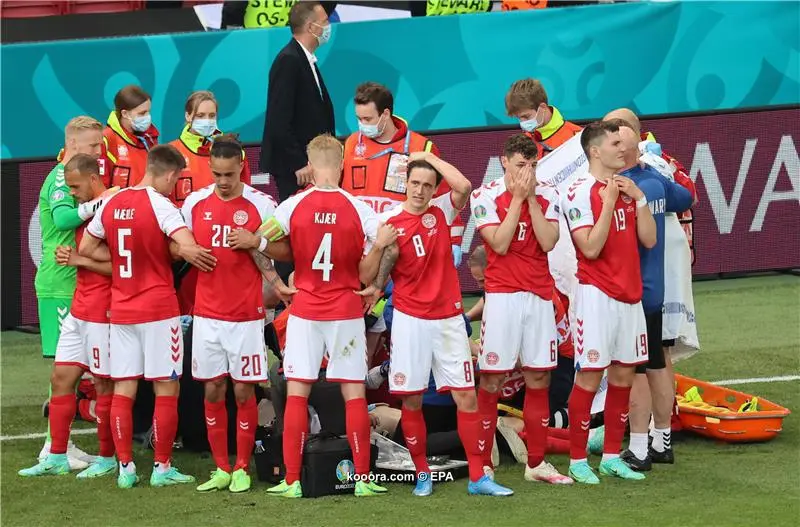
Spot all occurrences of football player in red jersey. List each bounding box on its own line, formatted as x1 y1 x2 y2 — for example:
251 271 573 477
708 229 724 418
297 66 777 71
470 134 573 485
20 154 117 479
181 135 280 493
79 145 216 489
559 121 656 484
241 134 395 498
357 151 514 497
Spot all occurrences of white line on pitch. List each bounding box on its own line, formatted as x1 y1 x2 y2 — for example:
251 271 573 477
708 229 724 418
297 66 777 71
0 427 96 442
711 375 800 386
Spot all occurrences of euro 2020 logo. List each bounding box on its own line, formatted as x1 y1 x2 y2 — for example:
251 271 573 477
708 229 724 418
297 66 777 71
335 459 355 483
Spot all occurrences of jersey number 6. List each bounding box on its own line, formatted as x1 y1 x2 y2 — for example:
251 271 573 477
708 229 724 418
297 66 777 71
313 232 334 282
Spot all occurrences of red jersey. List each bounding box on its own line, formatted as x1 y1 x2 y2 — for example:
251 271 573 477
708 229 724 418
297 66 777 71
272 187 378 321
561 174 642 303
71 224 112 324
379 193 463 320
470 178 560 298
182 184 277 322
88 187 187 324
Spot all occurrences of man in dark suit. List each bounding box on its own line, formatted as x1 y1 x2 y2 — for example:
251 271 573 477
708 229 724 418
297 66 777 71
261 1 335 202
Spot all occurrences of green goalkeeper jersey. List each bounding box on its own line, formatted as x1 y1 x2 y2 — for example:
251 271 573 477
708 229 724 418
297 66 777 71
34 163 77 298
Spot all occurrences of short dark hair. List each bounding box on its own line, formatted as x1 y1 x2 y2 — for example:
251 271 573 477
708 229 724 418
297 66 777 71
147 144 186 177
210 133 243 160
289 1 321 34
603 117 634 132
114 85 150 119
407 159 442 186
468 245 486 268
64 153 99 176
503 133 539 160
580 121 619 157
354 82 394 115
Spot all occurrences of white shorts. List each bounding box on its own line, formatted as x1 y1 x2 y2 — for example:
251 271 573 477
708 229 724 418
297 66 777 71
109 317 183 381
54 313 110 378
572 284 648 371
283 315 367 383
192 316 267 382
479 292 558 373
389 309 475 394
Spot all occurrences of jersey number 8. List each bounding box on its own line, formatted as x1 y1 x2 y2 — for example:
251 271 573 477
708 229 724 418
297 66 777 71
313 232 334 282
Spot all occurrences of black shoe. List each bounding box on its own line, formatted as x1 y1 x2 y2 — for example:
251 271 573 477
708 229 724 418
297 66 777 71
620 449 652 472
649 446 675 464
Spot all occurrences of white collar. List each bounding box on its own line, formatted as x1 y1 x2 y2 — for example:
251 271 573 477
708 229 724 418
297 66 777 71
296 38 317 64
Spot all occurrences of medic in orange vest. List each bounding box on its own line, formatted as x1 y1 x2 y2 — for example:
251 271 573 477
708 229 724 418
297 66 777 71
168 90 252 205
103 85 159 189
342 82 465 265
504 78 582 160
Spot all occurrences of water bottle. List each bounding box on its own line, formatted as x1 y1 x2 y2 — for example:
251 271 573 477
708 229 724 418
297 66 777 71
254 440 266 455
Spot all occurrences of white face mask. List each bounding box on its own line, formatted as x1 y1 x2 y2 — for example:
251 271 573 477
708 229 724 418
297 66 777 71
519 107 542 133
358 113 386 139
192 118 217 138
312 22 331 45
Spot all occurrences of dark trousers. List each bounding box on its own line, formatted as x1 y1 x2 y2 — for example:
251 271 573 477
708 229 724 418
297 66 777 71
269 362 346 436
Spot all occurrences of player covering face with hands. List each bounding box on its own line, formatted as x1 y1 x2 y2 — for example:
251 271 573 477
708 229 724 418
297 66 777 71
78 144 217 489
470 134 572 487
358 151 514 497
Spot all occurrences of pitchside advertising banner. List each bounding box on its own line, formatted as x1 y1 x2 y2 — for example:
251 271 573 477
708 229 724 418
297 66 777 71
13 107 800 326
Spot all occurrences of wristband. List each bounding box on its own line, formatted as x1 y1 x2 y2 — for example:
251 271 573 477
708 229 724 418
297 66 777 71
636 196 648 208
258 236 268 252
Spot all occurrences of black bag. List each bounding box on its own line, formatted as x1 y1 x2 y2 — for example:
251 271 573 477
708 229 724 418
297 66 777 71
300 432 378 498
253 424 284 484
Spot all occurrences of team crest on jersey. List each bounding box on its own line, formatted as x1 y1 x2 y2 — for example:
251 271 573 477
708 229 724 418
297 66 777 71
485 352 500 366
474 205 487 219
621 195 632 204
422 213 436 229
587 349 600 364
50 189 65 202
233 210 249 226
393 372 406 386
117 145 128 158
568 208 581 221
355 142 367 157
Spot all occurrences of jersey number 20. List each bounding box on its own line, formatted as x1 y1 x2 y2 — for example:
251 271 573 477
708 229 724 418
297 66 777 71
313 233 334 282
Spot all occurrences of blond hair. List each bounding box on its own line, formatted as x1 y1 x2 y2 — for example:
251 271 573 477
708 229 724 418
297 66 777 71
505 78 548 116
184 90 217 118
307 134 343 168
65 116 102 141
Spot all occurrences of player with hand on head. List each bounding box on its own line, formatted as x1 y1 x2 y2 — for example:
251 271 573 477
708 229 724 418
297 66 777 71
560 121 656 484
20 154 118 479
358 151 513 497
247 134 391 498
79 144 217 489
179 135 279 493
470 134 573 486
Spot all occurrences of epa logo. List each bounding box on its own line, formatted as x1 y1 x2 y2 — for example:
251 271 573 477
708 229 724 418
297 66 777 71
335 459 355 483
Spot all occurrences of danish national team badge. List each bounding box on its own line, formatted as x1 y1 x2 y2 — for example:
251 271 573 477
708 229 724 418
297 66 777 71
355 142 366 157
485 352 500 366
233 210 249 226
393 372 406 386
422 213 437 229
587 349 600 363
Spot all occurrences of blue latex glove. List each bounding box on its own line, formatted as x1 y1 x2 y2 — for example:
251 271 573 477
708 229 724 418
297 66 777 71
463 313 473 338
452 244 463 267
179 315 193 334
644 141 662 157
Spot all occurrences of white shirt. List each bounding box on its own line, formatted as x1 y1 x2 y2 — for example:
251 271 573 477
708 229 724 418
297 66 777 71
296 38 321 97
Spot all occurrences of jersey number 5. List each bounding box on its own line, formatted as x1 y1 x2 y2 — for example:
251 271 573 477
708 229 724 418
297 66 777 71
118 228 132 278
313 232 334 282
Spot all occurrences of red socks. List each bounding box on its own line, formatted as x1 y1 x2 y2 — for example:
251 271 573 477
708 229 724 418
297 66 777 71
523 387 549 468
95 393 115 458
477 388 500 467
204 399 230 472
48 394 76 455
456 410 486 482
153 395 178 465
110 394 134 464
345 398 371 477
234 396 258 471
283 395 309 484
603 383 632 456
568 383 594 460
401 406 429 474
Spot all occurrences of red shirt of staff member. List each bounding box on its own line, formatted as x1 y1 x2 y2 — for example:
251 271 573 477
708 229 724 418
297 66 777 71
505 78 582 160
168 90 252 206
103 85 159 189
342 82 466 265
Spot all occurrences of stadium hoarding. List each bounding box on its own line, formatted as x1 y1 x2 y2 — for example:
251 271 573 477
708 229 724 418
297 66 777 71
6 107 798 328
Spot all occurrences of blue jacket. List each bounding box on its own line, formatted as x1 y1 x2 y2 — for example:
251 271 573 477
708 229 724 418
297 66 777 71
622 165 693 314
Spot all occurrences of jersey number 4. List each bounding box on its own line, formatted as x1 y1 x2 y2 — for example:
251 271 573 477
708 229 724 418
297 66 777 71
313 232 334 282
118 228 133 278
